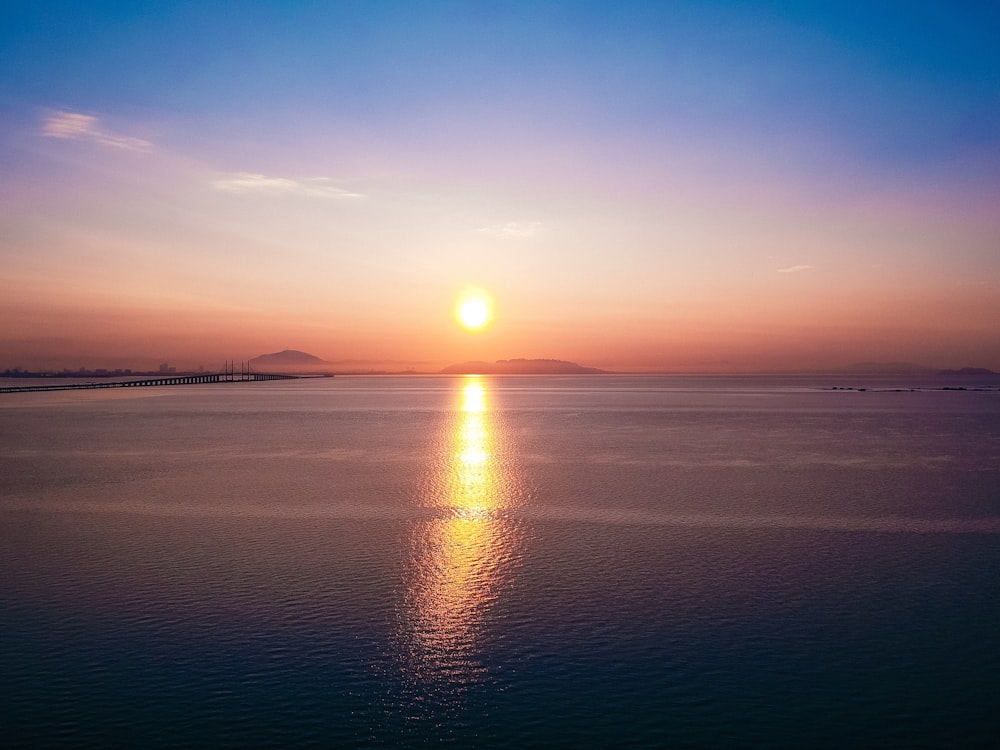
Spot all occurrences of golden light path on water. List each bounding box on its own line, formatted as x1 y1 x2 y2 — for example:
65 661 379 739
400 376 524 688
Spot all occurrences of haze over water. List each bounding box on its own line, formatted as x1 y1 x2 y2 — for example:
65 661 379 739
2 375 998 747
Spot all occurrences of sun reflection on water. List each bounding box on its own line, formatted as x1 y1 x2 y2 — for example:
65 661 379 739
400 376 523 687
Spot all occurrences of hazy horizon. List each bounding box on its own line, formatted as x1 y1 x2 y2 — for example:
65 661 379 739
2 2 999 371
4 349 997 377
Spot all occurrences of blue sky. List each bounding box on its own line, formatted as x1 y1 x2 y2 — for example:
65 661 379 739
5 1 997 154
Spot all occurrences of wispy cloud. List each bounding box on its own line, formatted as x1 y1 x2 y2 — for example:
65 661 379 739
777 264 813 274
479 221 544 239
42 111 152 152
212 172 362 199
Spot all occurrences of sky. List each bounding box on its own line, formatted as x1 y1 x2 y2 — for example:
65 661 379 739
2 0 999 372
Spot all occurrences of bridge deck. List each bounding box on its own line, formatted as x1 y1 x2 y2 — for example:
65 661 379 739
0 372 301 393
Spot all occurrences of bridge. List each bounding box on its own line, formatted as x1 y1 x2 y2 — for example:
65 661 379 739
0 369 303 394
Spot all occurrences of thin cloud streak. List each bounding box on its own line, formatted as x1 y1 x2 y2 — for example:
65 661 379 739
478 221 543 239
777 264 813 274
42 111 152 152
212 172 362 199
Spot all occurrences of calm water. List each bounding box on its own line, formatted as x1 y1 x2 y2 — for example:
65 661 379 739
2 375 999 747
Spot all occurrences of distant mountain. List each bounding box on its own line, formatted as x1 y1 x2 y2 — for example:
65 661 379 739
250 349 328 370
834 361 937 375
830 362 998 377
937 367 997 376
441 358 607 375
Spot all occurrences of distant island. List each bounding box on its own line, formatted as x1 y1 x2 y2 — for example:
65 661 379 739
249 349 329 371
828 362 997 377
833 361 937 375
4 352 995 379
937 367 997 376
440 358 608 375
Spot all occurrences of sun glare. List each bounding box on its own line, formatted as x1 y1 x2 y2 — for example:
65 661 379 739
455 288 494 332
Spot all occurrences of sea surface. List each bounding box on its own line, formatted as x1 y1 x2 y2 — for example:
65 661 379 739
2 375 999 748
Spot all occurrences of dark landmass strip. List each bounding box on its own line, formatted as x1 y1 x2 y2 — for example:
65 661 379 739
441 358 608 375
826 385 1000 392
824 364 1000 392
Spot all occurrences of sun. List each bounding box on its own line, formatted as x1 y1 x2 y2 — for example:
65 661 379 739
455 288 494 332
459 298 489 329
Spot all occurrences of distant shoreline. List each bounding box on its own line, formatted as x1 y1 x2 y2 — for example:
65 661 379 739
6 372 998 397
4 364 998 381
